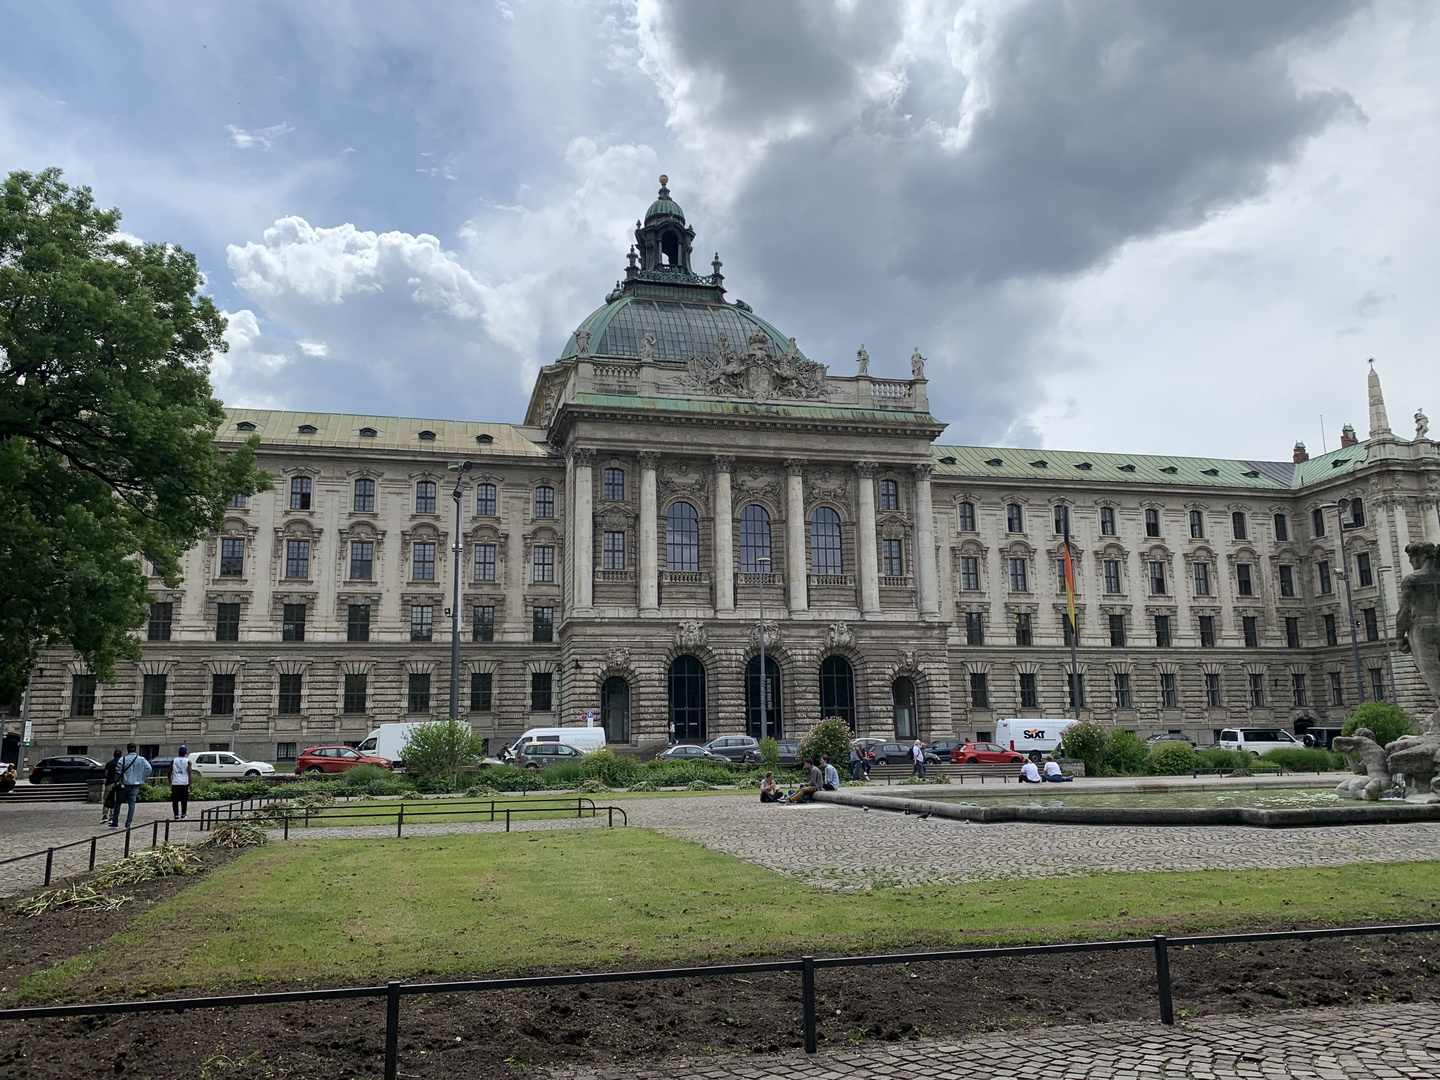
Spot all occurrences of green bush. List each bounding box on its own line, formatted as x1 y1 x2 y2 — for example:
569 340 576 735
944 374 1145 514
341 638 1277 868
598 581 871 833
1260 747 1345 773
797 717 855 771
400 720 487 791
1343 703 1416 748
1105 730 1149 775
759 737 780 769
1146 741 1198 775
1060 720 1109 776
1197 747 1251 771
579 748 642 788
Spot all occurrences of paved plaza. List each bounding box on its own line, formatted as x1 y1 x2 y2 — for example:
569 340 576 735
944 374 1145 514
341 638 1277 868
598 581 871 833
550 1002 1440 1079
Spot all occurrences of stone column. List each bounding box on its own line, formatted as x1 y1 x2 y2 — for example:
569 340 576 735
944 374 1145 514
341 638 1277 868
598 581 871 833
1376 499 1401 623
638 451 660 615
573 448 595 612
785 458 809 614
856 461 881 616
713 456 735 613
913 463 940 617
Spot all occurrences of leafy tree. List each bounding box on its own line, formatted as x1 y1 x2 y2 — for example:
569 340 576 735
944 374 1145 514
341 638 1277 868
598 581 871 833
1059 719 1109 775
758 736 779 769
1105 729 1149 775
797 717 854 771
0 168 268 700
400 720 486 791
1342 702 1416 748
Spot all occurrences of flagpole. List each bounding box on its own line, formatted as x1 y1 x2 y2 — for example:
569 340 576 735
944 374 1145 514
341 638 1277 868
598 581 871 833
1064 520 1079 720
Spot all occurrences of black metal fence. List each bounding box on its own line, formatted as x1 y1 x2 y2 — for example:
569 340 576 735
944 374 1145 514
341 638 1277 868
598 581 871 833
1 921 1435 1080
198 795 627 837
0 817 174 888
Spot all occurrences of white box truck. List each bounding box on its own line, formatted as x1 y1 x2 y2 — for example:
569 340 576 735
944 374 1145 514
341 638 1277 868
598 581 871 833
994 718 1080 762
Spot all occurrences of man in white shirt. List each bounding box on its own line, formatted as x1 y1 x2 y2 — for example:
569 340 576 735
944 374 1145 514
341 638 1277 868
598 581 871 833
910 740 927 779
1043 758 1073 783
1019 760 1042 783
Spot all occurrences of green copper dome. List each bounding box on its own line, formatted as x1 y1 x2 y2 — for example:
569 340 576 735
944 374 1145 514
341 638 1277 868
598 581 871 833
645 174 684 222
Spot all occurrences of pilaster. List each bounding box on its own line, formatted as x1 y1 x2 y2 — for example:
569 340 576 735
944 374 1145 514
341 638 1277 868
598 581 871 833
638 451 660 615
785 458 809 614
856 461 881 616
913 462 940 617
573 448 595 612
713 456 735 613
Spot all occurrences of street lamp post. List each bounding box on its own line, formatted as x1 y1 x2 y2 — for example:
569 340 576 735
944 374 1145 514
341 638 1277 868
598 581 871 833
448 460 473 719
1328 500 1366 706
1376 562 1400 703
755 556 771 739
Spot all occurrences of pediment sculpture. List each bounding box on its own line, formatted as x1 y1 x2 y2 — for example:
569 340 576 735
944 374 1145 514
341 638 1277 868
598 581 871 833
684 330 829 401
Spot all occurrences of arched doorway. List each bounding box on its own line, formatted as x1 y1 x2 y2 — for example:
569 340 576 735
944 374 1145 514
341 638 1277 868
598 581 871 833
668 655 706 741
892 677 917 739
744 655 782 739
601 677 630 743
819 656 856 731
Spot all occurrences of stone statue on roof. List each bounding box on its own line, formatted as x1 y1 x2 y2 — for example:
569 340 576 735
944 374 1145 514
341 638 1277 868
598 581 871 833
1417 409 1429 441
574 328 590 359
911 348 926 380
640 329 657 361
856 344 869 376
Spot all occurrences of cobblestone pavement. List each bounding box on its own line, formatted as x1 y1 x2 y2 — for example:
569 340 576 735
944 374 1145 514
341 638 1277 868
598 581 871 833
550 1001 1440 1079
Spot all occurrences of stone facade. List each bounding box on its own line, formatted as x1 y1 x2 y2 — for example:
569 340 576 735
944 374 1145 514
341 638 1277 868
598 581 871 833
13 185 1440 762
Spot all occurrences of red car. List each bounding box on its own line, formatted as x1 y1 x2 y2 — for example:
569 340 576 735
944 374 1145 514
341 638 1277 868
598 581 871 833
296 745 395 774
949 742 1026 765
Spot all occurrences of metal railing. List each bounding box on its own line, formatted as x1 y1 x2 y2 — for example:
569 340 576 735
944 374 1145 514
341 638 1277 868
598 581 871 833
0 818 175 888
198 796 627 838
2 921 1433 1080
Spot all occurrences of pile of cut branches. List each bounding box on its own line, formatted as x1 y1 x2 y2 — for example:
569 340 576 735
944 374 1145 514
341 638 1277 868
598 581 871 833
91 844 202 887
197 820 269 849
15 883 133 917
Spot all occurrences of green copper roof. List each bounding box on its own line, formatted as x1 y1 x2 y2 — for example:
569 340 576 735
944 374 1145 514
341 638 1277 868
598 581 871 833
1290 441 1372 487
569 393 939 426
220 409 550 457
645 196 684 221
560 295 806 363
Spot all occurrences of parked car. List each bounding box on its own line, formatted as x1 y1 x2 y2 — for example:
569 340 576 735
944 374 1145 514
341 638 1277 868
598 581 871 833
28 755 107 784
870 741 942 766
502 726 609 762
187 751 276 779
147 755 177 779
1300 727 1344 749
774 739 801 768
295 746 395 774
515 743 587 769
1216 728 1307 757
654 744 730 763
948 742 1026 765
1146 733 1197 747
993 718 1081 762
927 737 964 760
703 735 763 763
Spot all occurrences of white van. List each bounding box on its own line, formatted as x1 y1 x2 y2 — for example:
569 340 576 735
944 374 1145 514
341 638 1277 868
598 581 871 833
993 718 1080 762
1218 728 1306 756
356 722 435 764
502 726 608 762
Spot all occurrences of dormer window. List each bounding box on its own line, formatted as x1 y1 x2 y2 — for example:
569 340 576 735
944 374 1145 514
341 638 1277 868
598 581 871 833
1160 466 1178 474
1029 460 1048 468
1242 470 1259 478
236 421 257 432
1331 459 1347 468
1117 464 1136 472
1201 468 1219 476
985 458 1003 467
417 430 437 441
1075 462 1092 470
358 427 377 438
298 424 317 435
939 456 956 465
476 433 494 444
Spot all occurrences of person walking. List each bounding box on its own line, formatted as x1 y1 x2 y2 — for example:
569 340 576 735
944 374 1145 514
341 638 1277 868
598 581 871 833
849 741 863 782
910 739 927 779
668 720 677 746
109 743 152 829
169 746 193 819
100 748 122 823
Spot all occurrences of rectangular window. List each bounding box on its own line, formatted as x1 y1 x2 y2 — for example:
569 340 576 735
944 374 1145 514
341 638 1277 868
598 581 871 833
1356 552 1373 588
1144 508 1160 537
1062 614 1076 648
282 603 306 642
1279 565 1295 598
1154 615 1171 648
960 556 980 591
1199 615 1216 648
228 493 248 509
1109 614 1126 647
1100 507 1116 536
71 674 97 717
1324 612 1338 646
343 673 368 714
1351 499 1366 527
603 531 625 571
412 542 436 581
531 672 553 712
1231 511 1247 540
534 486 555 518
1205 672 1222 708
1014 613 1033 646
473 605 495 643
1189 510 1204 538
350 540 374 580
1236 564 1254 597
1363 607 1378 642
1274 513 1289 542
1056 559 1068 594
1292 673 1308 707
1243 615 1258 648
970 672 989 708
882 539 905 577
1018 672 1038 708
1067 673 1085 710
411 604 434 642
470 672 492 712
1053 505 1070 535
474 543 496 581
276 742 297 762
1249 672 1265 707
1330 671 1344 706
1286 617 1300 649
880 479 900 511
289 476 311 510
957 502 976 531
965 611 984 645
277 674 302 715
1149 561 1167 595
215 602 240 642
476 483 497 516
141 674 167 716
347 604 370 642
1312 507 1326 538
415 481 437 514
1114 673 1132 709
1006 504 1024 533
285 539 310 579
1103 560 1121 594
1370 667 1385 701
1193 562 1211 596
532 606 554 643
603 468 625 501
408 673 431 713
353 478 375 513
1160 672 1177 709
147 601 173 641
533 545 556 582
220 537 245 577
1009 558 1028 592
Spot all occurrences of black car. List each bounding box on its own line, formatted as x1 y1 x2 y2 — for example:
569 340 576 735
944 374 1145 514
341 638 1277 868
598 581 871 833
927 737 964 760
655 744 730 763
29 755 107 784
871 741 942 766
774 739 800 768
703 735 762 763
148 756 177 779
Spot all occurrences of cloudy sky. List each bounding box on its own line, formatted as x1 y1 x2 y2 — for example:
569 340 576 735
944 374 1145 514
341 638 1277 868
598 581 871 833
2 0 1435 460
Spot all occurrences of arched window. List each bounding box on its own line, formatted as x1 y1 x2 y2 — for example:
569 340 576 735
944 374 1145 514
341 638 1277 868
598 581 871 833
601 677 630 743
819 656 856 731
892 677 917 739
739 504 771 572
809 508 842 576
668 655 706 741
666 502 700 572
745 655 782 739
415 481 437 514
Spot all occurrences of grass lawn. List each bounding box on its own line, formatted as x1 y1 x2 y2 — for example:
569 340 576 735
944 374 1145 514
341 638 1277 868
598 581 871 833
20 828 1440 1000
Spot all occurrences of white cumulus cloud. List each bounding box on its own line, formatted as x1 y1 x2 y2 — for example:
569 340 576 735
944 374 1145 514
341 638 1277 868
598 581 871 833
225 122 295 150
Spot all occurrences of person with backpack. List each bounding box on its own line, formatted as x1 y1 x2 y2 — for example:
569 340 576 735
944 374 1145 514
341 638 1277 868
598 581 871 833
169 746 193 820
100 748 122 824
109 743 152 829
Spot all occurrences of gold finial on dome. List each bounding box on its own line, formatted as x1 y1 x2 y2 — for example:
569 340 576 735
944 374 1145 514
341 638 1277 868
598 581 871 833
659 174 668 185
